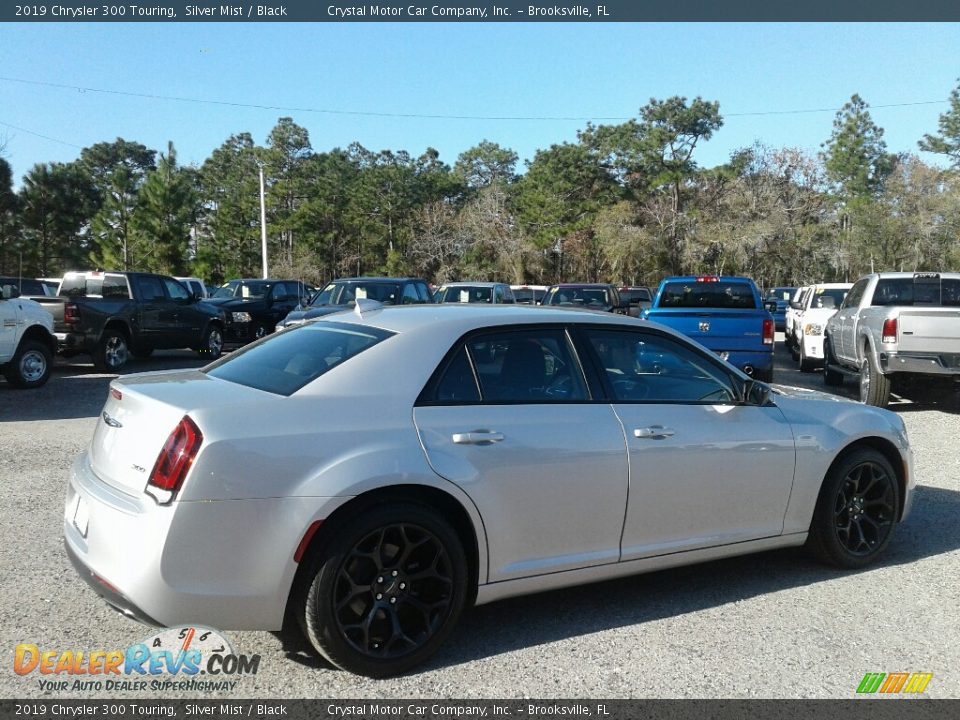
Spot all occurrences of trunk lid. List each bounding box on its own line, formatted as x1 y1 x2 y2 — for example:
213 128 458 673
89 369 268 497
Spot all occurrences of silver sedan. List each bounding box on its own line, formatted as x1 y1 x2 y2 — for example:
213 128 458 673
64 304 915 677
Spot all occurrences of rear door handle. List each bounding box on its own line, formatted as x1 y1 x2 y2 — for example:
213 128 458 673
452 431 505 445
634 426 675 440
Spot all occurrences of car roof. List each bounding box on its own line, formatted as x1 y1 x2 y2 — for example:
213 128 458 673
331 276 422 283
550 283 615 288
311 303 647 336
661 276 754 283
439 281 504 288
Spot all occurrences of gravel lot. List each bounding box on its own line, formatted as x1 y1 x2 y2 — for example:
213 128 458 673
2 339 959 699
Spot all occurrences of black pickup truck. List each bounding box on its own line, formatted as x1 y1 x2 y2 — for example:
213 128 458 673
48 271 227 371
204 278 314 343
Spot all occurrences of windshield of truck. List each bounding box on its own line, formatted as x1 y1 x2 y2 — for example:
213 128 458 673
658 280 757 309
313 282 403 306
213 281 271 299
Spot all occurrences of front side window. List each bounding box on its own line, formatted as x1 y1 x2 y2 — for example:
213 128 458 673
138 276 166 301
206 321 393 396
584 328 737 404
842 279 868 309
402 284 421 304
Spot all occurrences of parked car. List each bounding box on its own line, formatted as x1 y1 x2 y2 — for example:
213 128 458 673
64 305 915 678
175 277 210 299
276 277 434 330
510 284 548 305
541 283 629 314
205 279 313 343
46 271 226 371
763 286 797 331
643 276 775 382
823 272 960 406
791 283 852 371
0 283 57 388
435 282 516 304
618 286 654 317
784 286 811 351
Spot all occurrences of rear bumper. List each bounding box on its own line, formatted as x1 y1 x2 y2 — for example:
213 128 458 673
715 349 774 375
880 351 960 377
64 451 339 631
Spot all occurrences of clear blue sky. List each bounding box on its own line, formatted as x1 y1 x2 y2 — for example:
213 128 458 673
0 22 958 183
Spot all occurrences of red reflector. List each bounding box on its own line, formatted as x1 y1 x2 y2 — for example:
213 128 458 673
110 388 122 401
762 318 775 345
148 416 203 495
882 318 897 344
294 520 323 563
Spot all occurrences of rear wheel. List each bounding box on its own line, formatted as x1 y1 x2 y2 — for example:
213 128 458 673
301 503 468 677
93 329 130 372
859 351 891 407
823 337 844 387
3 339 53 388
807 448 899 568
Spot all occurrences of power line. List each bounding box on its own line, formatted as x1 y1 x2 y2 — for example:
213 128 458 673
0 74 949 123
0 119 83 149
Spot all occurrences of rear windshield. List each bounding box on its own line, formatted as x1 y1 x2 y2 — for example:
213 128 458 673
658 281 757 309
512 288 544 304
437 286 493 303
765 287 795 301
59 274 130 299
545 287 614 309
205 321 394 395
872 276 960 307
619 289 651 303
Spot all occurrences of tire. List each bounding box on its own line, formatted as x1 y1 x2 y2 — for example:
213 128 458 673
196 324 224 359
3 339 53 389
823 337 844 387
300 503 468 678
789 337 800 361
806 448 900 569
859 350 891 407
131 346 154 359
798 340 815 373
93 328 130 372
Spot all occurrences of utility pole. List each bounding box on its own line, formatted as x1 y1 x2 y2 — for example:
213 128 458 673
258 162 269 279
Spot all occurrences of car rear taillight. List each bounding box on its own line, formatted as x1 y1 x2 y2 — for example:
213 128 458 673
146 416 203 504
882 318 898 344
64 302 80 328
762 318 775 345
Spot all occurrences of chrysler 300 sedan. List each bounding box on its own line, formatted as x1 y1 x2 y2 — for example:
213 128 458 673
64 304 915 677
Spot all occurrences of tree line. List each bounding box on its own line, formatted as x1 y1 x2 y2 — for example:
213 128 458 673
1 82 959 289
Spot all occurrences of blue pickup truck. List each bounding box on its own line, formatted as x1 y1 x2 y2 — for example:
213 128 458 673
642 276 775 382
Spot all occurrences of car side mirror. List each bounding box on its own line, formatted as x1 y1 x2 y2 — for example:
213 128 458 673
789 301 801 309
744 379 771 406
1 285 20 300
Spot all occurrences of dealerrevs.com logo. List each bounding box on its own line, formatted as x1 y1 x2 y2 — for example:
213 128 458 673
14 627 261 692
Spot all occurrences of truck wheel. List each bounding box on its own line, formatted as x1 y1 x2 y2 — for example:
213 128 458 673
823 337 844 387
94 329 130 372
859 352 891 407
197 324 224 359
3 339 53 389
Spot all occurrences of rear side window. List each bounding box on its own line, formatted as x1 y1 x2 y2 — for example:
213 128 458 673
205 321 393 396
658 281 757 309
60 274 130 298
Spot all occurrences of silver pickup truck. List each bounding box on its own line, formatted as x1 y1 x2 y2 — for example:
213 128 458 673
823 272 960 406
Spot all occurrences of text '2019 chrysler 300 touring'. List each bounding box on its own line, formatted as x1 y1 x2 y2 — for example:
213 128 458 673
64 303 915 677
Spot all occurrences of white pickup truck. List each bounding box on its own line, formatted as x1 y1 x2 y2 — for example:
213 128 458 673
0 283 57 388
791 283 852 372
823 272 960 406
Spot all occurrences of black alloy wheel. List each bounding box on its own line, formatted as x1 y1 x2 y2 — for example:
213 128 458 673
302 503 467 677
807 448 900 568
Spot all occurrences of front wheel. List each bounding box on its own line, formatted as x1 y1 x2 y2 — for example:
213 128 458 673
798 340 815 372
4 339 53 388
197 324 224 359
823 337 844 387
807 448 900 568
301 503 468 678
